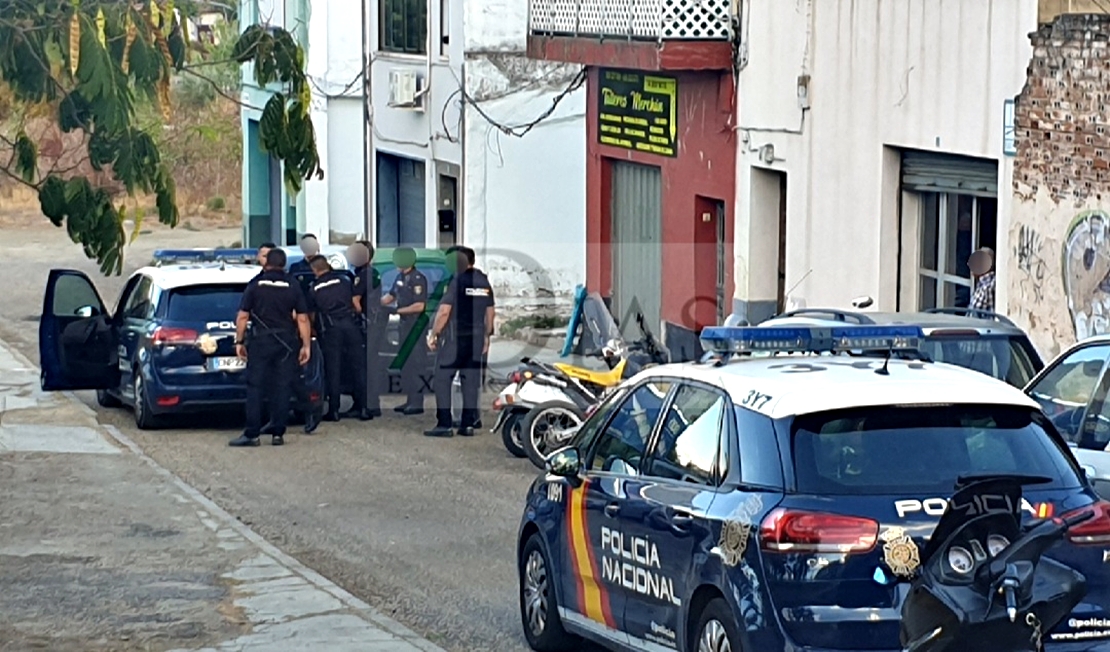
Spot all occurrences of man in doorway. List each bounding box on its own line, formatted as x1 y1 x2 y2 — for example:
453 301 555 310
969 247 996 312
425 246 495 437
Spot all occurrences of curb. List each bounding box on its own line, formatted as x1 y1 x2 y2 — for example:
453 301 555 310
1 340 448 652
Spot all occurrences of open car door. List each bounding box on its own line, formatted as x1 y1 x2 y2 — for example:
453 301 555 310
39 270 118 391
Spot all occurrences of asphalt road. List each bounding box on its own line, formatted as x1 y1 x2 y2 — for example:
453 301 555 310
0 221 597 651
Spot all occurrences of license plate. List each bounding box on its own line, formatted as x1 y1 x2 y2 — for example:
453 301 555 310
210 357 246 371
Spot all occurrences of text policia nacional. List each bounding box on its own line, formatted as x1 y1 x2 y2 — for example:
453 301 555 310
600 526 682 607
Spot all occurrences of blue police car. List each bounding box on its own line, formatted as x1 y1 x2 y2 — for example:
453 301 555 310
517 325 1110 651
38 252 325 429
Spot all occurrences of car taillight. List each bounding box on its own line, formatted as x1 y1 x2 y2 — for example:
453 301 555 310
1063 501 1110 545
153 327 198 345
760 508 879 554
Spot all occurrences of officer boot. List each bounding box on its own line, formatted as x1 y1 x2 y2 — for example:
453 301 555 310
303 410 320 434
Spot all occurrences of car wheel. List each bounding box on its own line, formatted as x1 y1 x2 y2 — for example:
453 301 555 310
132 373 162 430
522 402 585 469
692 598 742 652
501 411 526 458
96 388 122 408
519 535 576 651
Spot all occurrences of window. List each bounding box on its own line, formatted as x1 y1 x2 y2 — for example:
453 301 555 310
122 277 154 320
790 405 1082 495
918 193 997 309
734 407 784 488
1028 344 1110 442
649 384 726 485
381 0 427 54
919 335 1040 388
165 285 247 323
113 276 141 319
439 0 449 55
586 381 671 475
52 275 101 317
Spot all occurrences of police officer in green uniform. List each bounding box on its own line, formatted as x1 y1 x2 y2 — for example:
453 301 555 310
349 241 385 419
307 256 370 421
381 247 429 415
231 248 312 447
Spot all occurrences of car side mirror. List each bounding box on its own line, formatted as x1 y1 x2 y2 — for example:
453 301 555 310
545 447 581 478
75 305 100 318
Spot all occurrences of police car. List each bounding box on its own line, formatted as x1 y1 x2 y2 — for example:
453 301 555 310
38 254 325 429
517 325 1110 652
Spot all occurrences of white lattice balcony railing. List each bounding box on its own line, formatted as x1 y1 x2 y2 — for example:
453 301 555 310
529 0 733 40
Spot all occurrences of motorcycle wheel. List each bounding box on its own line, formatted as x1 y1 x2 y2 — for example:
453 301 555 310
501 411 527 458
523 402 585 469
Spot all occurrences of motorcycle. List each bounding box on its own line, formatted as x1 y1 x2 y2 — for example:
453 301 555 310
900 475 1093 652
519 294 669 469
491 367 580 458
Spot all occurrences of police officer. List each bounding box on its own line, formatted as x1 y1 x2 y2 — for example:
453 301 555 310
425 246 495 437
231 248 312 447
254 243 319 435
349 241 385 419
381 247 429 415
307 256 370 421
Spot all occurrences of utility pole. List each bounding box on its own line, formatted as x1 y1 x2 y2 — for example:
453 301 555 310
361 0 372 244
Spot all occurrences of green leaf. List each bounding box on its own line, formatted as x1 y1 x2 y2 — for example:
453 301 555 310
38 176 68 227
13 132 38 184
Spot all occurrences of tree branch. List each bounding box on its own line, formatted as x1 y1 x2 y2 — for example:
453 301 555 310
180 67 264 111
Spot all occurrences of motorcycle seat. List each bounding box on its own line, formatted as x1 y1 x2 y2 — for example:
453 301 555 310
553 361 626 387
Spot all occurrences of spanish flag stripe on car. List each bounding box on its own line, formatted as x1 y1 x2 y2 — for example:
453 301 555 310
566 483 615 628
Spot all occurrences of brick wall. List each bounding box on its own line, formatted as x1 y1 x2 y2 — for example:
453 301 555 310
1011 13 1110 358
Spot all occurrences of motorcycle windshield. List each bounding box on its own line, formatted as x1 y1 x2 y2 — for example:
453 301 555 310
580 293 624 355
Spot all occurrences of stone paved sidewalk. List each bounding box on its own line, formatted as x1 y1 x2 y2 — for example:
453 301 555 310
0 339 448 652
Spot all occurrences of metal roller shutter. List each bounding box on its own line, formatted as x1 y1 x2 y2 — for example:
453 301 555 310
611 161 662 339
901 150 999 197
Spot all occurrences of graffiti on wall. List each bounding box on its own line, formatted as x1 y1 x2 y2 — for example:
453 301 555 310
1015 225 1047 303
1064 210 1110 340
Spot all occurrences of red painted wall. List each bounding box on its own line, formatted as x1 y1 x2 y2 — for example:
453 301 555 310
585 68 737 333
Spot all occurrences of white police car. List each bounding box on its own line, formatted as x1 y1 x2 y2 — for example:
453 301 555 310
517 325 1110 651
38 252 325 429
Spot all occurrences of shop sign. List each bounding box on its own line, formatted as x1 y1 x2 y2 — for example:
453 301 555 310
597 69 677 158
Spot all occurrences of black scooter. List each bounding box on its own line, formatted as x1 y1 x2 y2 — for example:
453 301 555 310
901 476 1094 652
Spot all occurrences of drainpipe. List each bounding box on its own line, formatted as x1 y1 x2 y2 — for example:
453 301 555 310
361 0 371 240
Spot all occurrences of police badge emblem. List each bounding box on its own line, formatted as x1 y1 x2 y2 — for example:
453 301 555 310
414 286 423 295
879 527 920 578
197 333 218 355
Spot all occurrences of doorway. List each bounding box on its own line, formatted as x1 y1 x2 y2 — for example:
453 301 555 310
377 151 426 247
437 170 458 248
610 161 662 338
749 167 788 320
694 197 727 329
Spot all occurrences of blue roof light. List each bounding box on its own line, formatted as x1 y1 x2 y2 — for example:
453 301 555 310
699 325 925 355
152 248 257 265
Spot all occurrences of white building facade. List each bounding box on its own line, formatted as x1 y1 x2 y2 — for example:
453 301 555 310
731 0 1040 324
240 0 587 311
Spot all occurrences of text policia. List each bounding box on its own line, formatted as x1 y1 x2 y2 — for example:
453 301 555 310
600 526 682 607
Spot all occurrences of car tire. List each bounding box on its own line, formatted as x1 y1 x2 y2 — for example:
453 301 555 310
519 534 577 652
96 388 122 408
522 402 585 469
132 373 162 430
691 597 743 652
501 411 527 458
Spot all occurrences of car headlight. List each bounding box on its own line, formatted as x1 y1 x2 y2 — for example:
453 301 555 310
327 252 348 271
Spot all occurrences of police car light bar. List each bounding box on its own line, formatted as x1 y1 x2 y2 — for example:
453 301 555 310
152 248 257 265
699 325 925 355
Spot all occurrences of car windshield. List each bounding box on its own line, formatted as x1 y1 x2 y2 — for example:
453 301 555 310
920 336 1038 388
789 404 1081 495
164 285 246 322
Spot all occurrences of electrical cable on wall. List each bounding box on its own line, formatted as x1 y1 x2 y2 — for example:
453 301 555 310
460 67 587 138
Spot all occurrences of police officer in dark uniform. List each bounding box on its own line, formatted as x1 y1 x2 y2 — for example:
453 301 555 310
307 256 370 421
231 248 312 447
254 243 319 435
425 246 495 437
349 241 385 419
381 247 429 415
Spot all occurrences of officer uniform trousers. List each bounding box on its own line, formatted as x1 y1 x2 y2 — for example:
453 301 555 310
245 332 299 437
322 314 367 414
433 335 482 429
365 312 388 411
399 314 429 405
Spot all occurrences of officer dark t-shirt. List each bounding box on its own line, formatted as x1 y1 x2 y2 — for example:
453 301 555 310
441 268 495 347
240 269 308 334
390 268 429 316
308 270 357 319
353 264 383 318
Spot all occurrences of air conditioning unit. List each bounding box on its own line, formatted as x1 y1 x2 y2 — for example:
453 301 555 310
388 69 424 110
